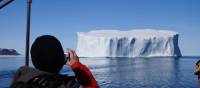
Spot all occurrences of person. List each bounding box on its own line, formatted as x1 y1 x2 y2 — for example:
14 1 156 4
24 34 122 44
10 35 99 88
194 60 200 86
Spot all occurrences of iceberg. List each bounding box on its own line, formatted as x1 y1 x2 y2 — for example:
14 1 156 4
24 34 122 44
76 29 182 57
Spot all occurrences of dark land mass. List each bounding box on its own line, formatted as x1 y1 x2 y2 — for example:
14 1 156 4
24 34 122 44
0 48 20 55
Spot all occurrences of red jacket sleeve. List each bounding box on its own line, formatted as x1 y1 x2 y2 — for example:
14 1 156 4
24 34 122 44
71 62 100 88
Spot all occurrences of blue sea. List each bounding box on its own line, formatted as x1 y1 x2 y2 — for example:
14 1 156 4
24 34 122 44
0 56 199 88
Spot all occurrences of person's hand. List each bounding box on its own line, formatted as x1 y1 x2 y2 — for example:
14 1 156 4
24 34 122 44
65 48 80 66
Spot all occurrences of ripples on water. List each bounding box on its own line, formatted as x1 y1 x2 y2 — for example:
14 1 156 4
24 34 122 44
0 57 199 88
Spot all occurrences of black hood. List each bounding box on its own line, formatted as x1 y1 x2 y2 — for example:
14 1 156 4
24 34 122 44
31 35 65 73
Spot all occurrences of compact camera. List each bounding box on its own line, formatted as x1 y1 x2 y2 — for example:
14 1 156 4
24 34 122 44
64 53 70 62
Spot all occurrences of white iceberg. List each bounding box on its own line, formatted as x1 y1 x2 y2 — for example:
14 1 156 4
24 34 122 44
76 29 182 57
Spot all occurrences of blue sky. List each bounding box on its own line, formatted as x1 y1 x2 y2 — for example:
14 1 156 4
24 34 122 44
0 0 200 56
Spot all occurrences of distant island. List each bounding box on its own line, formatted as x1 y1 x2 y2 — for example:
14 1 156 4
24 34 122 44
0 48 20 55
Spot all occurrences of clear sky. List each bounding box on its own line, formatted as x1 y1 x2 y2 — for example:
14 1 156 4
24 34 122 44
0 0 200 56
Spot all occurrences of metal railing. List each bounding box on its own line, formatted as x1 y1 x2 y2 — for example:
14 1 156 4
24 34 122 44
1 0 32 66
0 0 14 9
25 0 32 66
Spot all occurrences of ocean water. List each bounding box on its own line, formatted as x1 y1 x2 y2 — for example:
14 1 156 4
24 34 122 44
0 56 199 88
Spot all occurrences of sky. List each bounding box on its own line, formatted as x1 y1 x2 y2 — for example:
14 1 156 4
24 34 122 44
0 0 200 56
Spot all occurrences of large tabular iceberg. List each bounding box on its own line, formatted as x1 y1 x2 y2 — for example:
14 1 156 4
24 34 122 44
76 29 182 57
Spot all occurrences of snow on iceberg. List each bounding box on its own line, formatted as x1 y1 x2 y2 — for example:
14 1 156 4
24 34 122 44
76 29 182 57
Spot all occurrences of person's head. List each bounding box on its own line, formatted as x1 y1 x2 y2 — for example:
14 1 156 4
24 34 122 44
31 35 65 74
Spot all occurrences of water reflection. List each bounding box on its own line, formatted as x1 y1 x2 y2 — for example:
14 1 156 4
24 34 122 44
80 57 198 88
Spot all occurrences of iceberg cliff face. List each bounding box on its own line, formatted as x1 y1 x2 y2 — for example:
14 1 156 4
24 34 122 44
76 29 182 57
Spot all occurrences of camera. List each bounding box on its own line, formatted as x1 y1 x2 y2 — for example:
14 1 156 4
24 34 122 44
64 53 70 62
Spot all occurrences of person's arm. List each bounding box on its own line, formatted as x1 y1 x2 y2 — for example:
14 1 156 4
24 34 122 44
66 49 99 88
